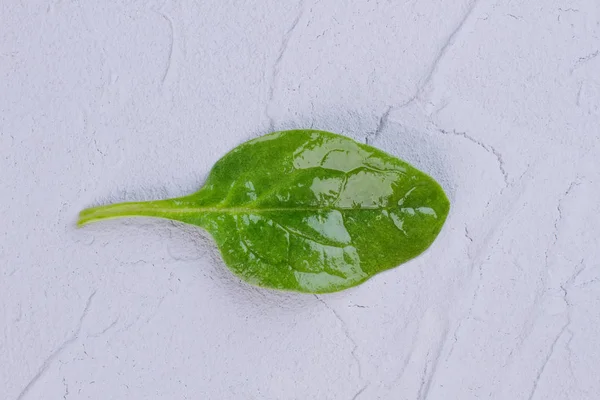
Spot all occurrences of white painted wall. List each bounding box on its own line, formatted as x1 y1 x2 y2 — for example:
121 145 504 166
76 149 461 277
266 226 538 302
2 1 599 399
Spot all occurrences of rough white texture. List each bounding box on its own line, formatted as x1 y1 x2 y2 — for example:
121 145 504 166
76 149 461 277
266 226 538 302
1 1 599 399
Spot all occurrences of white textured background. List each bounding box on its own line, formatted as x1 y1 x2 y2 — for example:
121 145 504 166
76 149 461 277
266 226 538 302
2 1 599 399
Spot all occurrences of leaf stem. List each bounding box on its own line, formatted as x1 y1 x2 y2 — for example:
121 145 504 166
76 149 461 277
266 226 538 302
77 199 183 227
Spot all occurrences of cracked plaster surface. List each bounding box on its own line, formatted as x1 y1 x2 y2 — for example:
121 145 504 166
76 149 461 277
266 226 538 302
2 0 599 399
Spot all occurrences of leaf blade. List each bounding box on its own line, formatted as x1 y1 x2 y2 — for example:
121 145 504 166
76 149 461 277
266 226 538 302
78 130 450 293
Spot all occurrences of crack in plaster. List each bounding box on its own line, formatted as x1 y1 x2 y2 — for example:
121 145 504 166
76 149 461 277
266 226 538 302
526 322 568 400
571 50 599 74
438 128 508 186
350 384 368 400
365 106 393 145
316 296 368 394
16 291 97 400
400 0 479 108
62 378 69 400
158 11 175 85
265 1 305 132
417 324 449 400
89 317 119 338
464 225 473 243
525 259 586 399
507 180 582 368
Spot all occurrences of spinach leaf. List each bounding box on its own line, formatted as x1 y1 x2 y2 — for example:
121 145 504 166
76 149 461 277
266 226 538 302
78 130 450 293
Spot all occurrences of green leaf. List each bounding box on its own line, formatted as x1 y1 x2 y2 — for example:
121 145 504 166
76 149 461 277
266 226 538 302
78 130 450 293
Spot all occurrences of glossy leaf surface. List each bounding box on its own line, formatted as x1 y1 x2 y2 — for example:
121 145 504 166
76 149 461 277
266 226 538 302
78 130 450 293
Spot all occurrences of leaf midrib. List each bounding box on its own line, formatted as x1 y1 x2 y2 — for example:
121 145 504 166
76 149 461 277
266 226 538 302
77 203 403 226
119 205 394 213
